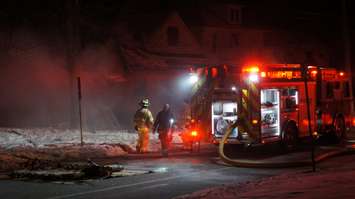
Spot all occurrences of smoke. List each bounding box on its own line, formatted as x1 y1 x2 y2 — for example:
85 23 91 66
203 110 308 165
0 28 189 131
0 28 71 127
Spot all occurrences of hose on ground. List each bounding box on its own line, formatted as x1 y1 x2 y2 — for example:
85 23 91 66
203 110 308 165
218 124 352 168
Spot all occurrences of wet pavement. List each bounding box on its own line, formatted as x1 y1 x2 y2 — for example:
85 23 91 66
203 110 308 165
0 152 292 199
1 135 354 199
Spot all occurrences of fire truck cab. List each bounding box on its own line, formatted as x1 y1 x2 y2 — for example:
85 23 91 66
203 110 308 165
187 64 353 146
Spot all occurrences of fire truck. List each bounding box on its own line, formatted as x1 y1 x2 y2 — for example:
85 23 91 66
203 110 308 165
187 64 353 146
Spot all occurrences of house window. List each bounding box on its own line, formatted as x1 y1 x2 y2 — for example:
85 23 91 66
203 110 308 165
167 26 179 46
229 8 240 24
231 33 239 47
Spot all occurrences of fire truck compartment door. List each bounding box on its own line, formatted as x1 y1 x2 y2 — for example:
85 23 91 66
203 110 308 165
212 101 238 138
260 89 281 137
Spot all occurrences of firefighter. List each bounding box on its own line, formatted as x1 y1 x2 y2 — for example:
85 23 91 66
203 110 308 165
133 98 154 153
153 104 174 157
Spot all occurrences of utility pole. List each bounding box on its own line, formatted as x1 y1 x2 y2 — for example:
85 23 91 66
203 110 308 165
77 77 84 145
303 52 316 172
66 0 80 128
303 64 316 172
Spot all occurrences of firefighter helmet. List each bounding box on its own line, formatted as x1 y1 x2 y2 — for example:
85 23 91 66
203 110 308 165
139 98 150 107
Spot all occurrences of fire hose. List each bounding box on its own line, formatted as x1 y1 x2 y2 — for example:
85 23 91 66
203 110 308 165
218 122 353 168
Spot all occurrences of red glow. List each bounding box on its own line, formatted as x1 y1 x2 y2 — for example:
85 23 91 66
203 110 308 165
211 67 218 77
310 70 317 77
266 71 302 79
191 130 198 137
243 66 259 73
352 118 355 126
339 72 345 77
261 72 266 77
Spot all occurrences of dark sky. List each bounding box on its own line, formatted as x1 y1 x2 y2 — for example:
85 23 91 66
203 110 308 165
0 0 352 29
0 0 354 50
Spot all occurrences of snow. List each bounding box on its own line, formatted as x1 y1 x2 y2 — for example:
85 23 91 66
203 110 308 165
174 155 355 199
0 128 135 149
0 128 182 150
0 128 183 172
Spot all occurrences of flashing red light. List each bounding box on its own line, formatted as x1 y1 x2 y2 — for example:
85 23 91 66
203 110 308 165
191 130 198 137
211 67 218 77
243 66 259 73
352 118 355 126
310 70 317 77
339 72 345 77
261 72 266 77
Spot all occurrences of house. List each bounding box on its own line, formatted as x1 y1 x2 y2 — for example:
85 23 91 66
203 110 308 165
114 2 332 71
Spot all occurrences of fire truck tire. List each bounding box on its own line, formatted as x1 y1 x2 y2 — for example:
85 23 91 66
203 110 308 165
281 121 299 149
333 115 346 142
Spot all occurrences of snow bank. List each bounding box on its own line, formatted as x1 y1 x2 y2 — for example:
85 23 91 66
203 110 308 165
175 156 355 199
0 128 182 150
0 144 128 171
0 128 184 171
0 128 136 148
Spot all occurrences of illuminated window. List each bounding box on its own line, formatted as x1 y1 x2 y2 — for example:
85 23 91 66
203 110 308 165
167 26 179 46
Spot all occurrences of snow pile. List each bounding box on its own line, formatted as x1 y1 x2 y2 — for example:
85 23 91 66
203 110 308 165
0 128 181 171
0 128 135 148
0 128 182 151
0 128 185 171
0 128 181 151
0 144 128 171
175 156 355 199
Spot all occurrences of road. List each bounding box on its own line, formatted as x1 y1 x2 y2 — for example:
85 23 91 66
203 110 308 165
0 147 300 199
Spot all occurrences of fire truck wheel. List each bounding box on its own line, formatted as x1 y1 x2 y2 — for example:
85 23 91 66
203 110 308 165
281 121 298 149
333 116 346 141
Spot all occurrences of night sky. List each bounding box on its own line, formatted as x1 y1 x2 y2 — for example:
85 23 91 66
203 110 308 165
1 0 353 31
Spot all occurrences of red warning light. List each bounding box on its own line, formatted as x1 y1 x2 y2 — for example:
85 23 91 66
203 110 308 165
243 66 259 73
310 70 317 78
211 67 218 77
261 72 266 78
